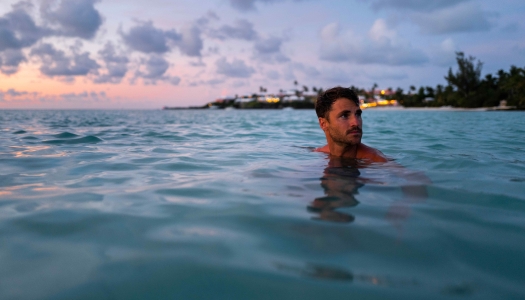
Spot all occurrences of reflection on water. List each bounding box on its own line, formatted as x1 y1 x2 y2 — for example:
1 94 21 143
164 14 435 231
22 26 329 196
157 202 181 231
308 157 364 223
309 156 430 230
275 262 423 288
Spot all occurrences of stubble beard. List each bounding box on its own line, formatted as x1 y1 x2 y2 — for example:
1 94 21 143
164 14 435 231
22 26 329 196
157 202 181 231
328 126 362 147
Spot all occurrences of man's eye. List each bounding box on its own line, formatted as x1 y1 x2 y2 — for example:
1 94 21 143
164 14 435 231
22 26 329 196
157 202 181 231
356 111 362 117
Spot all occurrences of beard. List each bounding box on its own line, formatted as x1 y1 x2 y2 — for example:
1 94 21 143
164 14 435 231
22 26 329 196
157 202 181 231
328 125 362 146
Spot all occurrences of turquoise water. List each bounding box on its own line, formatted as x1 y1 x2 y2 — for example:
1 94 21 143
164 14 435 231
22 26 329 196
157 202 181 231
1 109 524 299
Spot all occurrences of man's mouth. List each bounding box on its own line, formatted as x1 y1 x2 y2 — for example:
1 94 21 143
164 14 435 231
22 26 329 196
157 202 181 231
347 128 362 135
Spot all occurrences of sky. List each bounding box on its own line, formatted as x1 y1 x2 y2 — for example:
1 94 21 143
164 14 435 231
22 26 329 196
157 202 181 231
0 0 524 109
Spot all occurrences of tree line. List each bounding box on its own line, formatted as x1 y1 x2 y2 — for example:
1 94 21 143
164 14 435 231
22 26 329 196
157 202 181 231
386 52 525 108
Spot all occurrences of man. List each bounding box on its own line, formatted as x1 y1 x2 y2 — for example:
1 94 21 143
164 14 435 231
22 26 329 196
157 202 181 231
315 86 388 162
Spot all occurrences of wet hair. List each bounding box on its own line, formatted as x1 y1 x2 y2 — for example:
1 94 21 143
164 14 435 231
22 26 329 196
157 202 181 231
315 87 359 119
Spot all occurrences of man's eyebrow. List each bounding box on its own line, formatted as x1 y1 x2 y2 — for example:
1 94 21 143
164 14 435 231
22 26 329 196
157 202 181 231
337 110 351 116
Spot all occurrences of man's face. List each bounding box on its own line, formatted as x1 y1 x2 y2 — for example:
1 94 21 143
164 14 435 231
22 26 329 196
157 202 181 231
319 98 363 146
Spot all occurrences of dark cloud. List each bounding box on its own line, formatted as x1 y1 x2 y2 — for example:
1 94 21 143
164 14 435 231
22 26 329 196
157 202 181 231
253 36 289 63
364 0 469 12
216 57 255 78
208 19 258 41
121 21 202 57
30 42 99 77
134 54 180 85
0 3 46 51
93 42 129 84
0 49 26 75
41 0 103 39
410 2 492 34
319 21 428 66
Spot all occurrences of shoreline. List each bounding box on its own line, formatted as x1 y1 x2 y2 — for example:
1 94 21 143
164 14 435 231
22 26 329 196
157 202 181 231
363 106 521 111
161 106 522 112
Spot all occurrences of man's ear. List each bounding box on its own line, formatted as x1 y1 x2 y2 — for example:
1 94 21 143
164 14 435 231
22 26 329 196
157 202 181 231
319 117 328 131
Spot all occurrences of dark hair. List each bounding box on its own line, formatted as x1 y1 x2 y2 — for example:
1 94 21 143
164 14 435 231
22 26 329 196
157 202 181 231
315 87 359 119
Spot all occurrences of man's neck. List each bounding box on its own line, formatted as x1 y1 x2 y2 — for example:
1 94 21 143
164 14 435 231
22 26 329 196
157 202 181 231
328 142 359 158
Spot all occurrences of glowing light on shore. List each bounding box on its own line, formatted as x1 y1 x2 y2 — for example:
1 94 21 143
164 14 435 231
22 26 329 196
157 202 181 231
361 100 398 109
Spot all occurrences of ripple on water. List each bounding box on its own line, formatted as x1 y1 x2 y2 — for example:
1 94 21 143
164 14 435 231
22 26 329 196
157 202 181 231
52 132 79 138
43 135 103 145
1 110 524 300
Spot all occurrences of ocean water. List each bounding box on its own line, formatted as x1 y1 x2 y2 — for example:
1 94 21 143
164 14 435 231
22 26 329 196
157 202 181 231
1 109 524 300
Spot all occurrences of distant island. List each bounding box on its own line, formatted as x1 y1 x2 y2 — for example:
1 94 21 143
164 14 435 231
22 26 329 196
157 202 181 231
164 52 524 111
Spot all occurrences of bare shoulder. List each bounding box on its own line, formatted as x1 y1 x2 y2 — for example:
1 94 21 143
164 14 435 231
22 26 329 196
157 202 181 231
314 144 330 153
357 144 389 162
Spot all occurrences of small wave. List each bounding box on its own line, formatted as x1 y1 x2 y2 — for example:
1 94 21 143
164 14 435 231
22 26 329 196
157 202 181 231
53 132 79 138
43 135 102 145
13 130 27 134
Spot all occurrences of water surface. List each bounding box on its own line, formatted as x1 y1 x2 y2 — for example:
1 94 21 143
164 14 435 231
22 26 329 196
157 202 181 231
1 109 524 299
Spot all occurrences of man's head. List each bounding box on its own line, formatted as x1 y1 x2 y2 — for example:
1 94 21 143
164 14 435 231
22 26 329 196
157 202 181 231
315 87 359 120
316 87 363 147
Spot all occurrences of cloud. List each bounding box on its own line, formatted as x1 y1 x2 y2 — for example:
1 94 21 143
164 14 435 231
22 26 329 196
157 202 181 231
292 62 320 77
500 22 519 33
134 54 180 85
137 54 169 79
363 0 469 12
5 88 28 96
195 11 220 27
0 49 26 75
188 78 225 86
30 42 99 78
253 36 289 63
265 70 280 80
120 21 202 57
208 19 258 41
177 25 203 57
430 38 457 67
363 68 408 80
40 0 103 39
320 22 340 41
319 20 428 66
120 21 180 54
0 88 38 102
216 57 255 78
59 91 107 101
228 0 311 11
0 3 46 51
93 42 129 84
229 0 280 11
317 66 353 83
410 2 493 34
